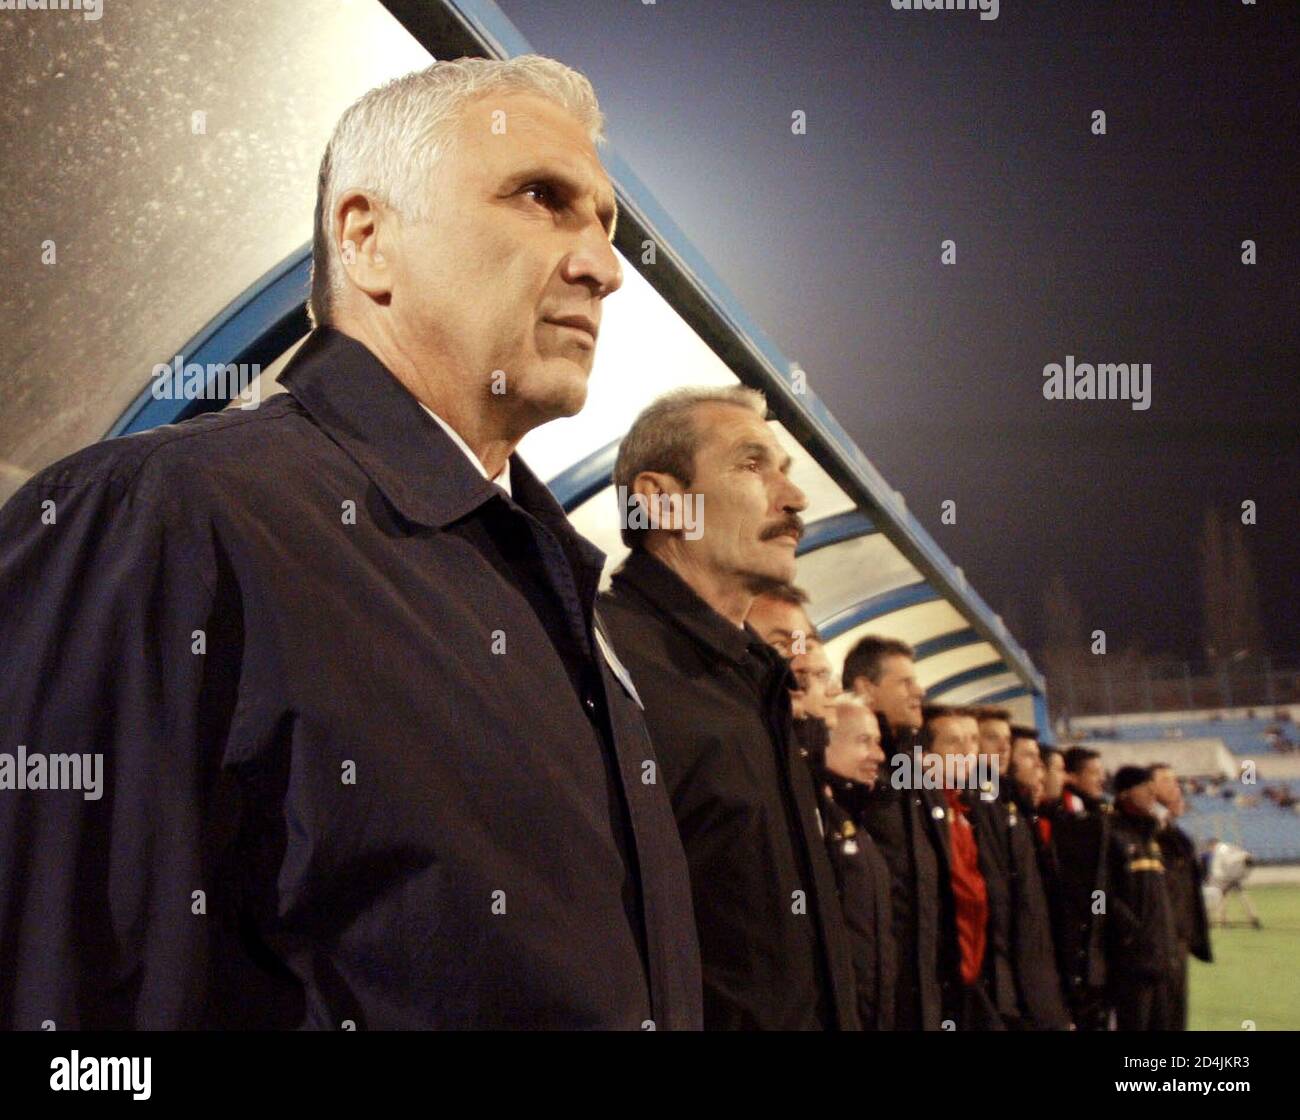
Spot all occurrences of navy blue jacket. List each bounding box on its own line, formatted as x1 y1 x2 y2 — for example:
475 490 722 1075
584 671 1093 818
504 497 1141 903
0 327 702 1030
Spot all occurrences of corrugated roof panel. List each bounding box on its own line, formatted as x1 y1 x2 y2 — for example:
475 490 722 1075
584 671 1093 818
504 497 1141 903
915 643 1003 689
797 534 921 625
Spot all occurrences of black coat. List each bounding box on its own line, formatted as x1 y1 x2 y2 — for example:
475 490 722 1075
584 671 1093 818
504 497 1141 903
1044 791 1112 1012
817 774 898 1030
920 790 1008 1030
1157 821 1212 963
984 791 1072 1029
0 327 702 1030
1107 808 1179 984
852 718 946 1030
598 549 860 1030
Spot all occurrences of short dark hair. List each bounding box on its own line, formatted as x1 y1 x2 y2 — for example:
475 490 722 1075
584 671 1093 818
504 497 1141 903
1063 746 1101 774
1010 724 1039 742
1039 745 1061 768
612 386 767 549
972 706 1011 724
750 585 822 645
842 635 915 691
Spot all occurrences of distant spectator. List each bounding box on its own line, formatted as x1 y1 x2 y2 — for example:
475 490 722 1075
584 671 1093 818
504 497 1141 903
1150 763 1212 1031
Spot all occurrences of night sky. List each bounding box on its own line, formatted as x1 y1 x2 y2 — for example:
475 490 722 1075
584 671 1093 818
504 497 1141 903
496 0 1299 664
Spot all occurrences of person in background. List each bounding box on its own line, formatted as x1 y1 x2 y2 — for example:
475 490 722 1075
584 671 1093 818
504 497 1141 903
974 717 1070 1030
747 582 819 659
974 706 1014 780
1044 746 1112 1030
749 586 897 1029
1150 762 1212 1030
1008 726 1044 811
919 705 1007 1030
804 690 897 1030
1106 766 1178 1031
1039 745 1067 810
842 636 946 1029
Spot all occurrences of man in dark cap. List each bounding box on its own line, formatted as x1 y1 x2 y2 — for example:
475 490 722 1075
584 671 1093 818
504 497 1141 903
1107 766 1179 1031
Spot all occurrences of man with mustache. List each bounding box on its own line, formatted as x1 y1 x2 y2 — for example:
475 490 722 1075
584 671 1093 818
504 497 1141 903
599 388 860 1030
0 56 701 1029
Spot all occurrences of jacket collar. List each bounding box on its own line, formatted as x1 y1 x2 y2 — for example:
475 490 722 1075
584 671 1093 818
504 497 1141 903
609 548 787 675
277 328 603 571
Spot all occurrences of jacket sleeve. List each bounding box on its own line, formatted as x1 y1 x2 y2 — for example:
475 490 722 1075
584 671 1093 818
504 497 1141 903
1008 817 1071 1029
0 451 236 1028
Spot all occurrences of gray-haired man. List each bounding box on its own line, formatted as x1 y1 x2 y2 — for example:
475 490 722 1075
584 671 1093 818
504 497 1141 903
0 56 700 1030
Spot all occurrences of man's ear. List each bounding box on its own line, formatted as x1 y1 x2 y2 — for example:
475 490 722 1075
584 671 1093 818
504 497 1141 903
630 470 685 531
335 190 395 304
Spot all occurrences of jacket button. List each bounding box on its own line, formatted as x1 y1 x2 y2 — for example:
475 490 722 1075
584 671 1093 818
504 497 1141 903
583 695 596 712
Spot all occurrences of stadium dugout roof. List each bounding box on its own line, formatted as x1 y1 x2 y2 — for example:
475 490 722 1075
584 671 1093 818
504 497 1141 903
0 0 1047 731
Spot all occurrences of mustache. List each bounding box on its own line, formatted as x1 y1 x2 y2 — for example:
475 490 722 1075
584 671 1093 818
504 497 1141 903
760 515 805 542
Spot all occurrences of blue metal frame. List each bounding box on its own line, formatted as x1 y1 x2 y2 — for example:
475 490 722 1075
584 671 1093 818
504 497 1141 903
926 661 1009 700
1032 691 1052 739
549 438 620 512
912 627 981 662
979 686 1032 706
795 510 876 556
108 248 312 438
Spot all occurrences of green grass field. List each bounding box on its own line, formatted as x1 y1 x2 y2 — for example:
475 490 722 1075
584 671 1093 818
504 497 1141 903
1189 883 1300 1031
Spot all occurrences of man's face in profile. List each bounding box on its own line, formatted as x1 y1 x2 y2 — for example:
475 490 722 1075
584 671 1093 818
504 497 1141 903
861 654 924 731
387 91 622 425
1151 766 1183 815
790 642 841 726
676 402 806 590
747 595 815 657
1009 736 1042 800
1071 756 1106 800
927 714 980 761
826 704 885 787
978 718 1012 776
